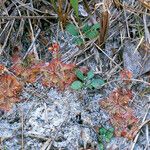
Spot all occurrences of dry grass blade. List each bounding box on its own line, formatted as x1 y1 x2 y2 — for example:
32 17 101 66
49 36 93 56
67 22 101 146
139 0 150 10
21 108 24 150
40 139 52 150
23 28 41 60
0 20 15 55
113 0 123 9
143 11 150 43
57 0 70 28
145 124 149 148
0 16 57 19
130 106 150 150
58 0 64 24
83 0 91 15
27 10 39 60
98 10 109 47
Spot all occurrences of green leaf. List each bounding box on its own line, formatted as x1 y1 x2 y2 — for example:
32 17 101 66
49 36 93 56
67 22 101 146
105 137 110 143
73 37 84 46
99 127 107 135
82 24 91 33
71 81 83 90
84 23 100 39
70 0 79 19
91 23 100 30
91 79 105 89
66 24 79 36
108 127 114 133
85 30 99 39
105 131 113 143
86 83 93 89
75 69 85 81
99 143 104 150
87 70 94 79
82 23 100 34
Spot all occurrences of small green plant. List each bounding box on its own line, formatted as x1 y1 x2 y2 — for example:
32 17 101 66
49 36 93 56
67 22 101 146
98 127 114 150
71 69 105 90
70 0 79 20
66 23 100 45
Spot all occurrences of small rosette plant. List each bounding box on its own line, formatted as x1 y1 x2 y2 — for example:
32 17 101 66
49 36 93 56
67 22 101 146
71 69 105 90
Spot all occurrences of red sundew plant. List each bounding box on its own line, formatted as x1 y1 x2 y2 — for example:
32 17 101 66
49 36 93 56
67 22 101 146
0 43 77 111
120 69 133 84
0 73 22 111
100 88 139 140
41 59 76 90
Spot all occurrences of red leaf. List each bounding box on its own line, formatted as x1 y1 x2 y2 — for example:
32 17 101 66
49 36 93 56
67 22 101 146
99 88 139 140
41 59 76 90
48 42 60 53
111 112 139 140
100 88 133 115
0 74 22 111
0 64 5 75
10 54 43 83
120 69 133 84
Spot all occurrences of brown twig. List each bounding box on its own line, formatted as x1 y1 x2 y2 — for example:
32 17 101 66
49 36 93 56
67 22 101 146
101 78 150 88
0 16 57 19
130 105 150 150
23 28 41 60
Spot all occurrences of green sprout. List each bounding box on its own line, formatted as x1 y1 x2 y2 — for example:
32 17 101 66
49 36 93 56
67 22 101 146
66 23 100 46
71 69 105 90
98 127 114 150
